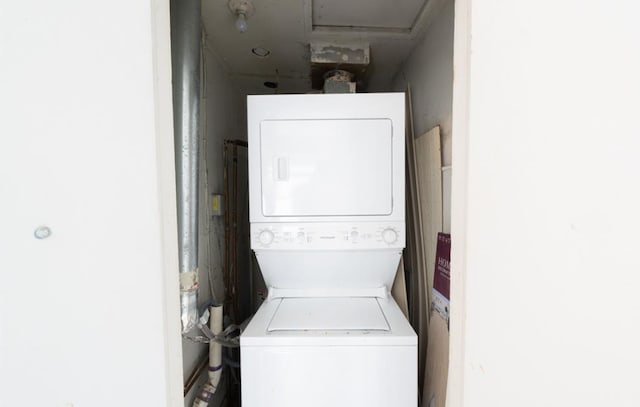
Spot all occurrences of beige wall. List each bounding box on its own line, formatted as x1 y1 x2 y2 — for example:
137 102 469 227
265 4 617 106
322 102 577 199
182 45 245 406
450 0 640 405
0 0 182 405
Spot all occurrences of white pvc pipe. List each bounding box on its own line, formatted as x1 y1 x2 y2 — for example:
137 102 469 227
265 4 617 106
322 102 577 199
192 305 223 407
208 305 223 388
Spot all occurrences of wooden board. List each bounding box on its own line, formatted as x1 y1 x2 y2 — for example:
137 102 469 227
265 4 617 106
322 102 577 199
404 88 430 400
391 256 409 318
442 166 452 234
422 314 449 407
415 126 443 314
404 88 420 326
414 125 443 404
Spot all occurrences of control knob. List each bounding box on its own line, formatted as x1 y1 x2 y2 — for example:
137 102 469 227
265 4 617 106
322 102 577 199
258 230 274 246
382 228 398 244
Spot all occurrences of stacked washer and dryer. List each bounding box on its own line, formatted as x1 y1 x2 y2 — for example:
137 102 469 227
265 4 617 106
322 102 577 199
241 93 417 407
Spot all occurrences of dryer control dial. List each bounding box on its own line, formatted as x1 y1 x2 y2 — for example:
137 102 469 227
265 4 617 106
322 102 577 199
382 228 399 244
258 230 274 246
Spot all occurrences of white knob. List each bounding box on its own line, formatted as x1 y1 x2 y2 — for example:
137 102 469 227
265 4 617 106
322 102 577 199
382 228 398 244
259 230 274 245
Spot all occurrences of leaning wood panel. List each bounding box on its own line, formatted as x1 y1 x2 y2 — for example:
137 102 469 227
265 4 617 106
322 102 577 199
422 314 449 407
392 256 409 318
415 126 443 320
404 88 430 399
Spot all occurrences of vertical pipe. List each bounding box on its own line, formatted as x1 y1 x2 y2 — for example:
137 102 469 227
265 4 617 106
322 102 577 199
223 143 230 309
232 144 239 320
170 0 201 334
208 305 223 386
191 305 223 407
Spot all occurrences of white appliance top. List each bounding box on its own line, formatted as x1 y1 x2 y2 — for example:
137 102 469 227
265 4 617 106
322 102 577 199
268 297 389 332
242 296 416 347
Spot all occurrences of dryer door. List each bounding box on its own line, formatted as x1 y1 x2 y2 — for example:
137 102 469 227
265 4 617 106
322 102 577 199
259 119 393 217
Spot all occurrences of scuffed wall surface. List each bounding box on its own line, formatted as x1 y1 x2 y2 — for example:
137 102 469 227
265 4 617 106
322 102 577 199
394 0 454 166
183 45 244 407
0 0 182 405
452 1 640 405
393 2 455 402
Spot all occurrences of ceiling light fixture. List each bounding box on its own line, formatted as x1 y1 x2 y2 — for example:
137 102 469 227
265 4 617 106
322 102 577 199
252 47 271 58
228 0 255 33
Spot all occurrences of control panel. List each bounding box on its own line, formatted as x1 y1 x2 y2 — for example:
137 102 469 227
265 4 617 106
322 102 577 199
251 222 405 250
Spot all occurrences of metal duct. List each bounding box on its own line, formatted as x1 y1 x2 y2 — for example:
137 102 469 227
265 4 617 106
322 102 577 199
170 0 201 334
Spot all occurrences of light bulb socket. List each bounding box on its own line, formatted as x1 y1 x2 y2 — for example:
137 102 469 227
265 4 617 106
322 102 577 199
229 0 255 33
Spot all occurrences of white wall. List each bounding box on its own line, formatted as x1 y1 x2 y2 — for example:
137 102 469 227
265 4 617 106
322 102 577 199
450 1 640 406
395 0 454 167
182 44 244 407
0 1 183 406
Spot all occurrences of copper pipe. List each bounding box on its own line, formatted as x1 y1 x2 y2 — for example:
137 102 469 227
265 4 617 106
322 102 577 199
222 139 247 322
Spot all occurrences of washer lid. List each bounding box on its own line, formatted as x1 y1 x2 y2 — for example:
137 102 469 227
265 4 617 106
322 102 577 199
267 297 390 332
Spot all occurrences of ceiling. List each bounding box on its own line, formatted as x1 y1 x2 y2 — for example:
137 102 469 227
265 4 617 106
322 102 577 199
201 0 446 95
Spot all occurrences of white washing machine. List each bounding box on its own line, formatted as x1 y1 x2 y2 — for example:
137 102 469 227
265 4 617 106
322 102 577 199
241 93 417 407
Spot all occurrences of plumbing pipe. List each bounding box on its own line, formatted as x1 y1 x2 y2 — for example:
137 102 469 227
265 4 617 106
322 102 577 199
232 144 239 320
222 139 247 322
184 353 209 396
170 0 202 334
208 305 223 387
192 305 224 407
223 143 230 313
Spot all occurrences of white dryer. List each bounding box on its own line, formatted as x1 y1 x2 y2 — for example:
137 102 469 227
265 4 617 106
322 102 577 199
241 93 417 407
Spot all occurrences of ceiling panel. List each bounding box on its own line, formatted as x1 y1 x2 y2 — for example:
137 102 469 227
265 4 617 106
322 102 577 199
203 0 315 95
312 0 427 30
